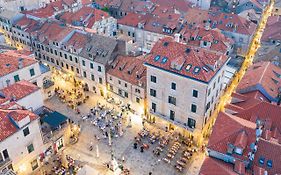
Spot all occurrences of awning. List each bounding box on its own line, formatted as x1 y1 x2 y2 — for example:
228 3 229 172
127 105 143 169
42 111 68 128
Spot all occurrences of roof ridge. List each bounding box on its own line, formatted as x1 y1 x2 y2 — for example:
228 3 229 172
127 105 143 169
258 61 270 84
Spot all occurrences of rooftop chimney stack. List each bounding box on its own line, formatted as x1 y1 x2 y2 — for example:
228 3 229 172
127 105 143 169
18 58 23 69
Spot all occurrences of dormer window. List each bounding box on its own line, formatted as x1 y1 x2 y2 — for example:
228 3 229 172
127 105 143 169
203 41 208 46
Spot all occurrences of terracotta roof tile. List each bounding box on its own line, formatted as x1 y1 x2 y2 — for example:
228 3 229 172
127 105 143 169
208 112 256 161
0 81 39 105
0 108 38 141
261 16 281 42
235 101 281 132
64 31 89 50
180 27 234 54
0 50 37 77
253 139 281 175
237 61 281 101
209 12 257 36
200 157 241 175
145 37 228 83
107 55 147 88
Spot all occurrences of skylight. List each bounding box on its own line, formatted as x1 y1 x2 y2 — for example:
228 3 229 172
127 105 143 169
193 66 201 74
163 42 169 47
259 157 265 165
186 64 192 71
154 55 161 62
202 66 209 72
161 57 168 64
185 48 191 54
267 160 273 168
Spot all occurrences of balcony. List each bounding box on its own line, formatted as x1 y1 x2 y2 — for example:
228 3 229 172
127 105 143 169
42 125 67 144
0 158 12 171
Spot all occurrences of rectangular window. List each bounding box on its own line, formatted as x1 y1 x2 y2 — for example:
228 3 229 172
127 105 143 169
91 74 95 81
152 102 156 112
150 89 156 97
193 90 198 98
206 102 210 112
2 149 9 159
170 110 175 121
83 71 87 78
14 75 20 82
99 77 103 84
27 144 34 153
118 89 122 96
135 88 140 93
75 57 78 63
208 88 211 96
191 104 197 113
136 97 140 103
124 92 128 98
151 75 156 83
124 83 127 88
98 66 102 72
82 60 85 66
69 55 73 61
90 63 94 69
188 118 196 128
0 152 3 162
171 82 176 90
23 127 30 136
168 96 176 105
64 53 67 59
29 68 35 77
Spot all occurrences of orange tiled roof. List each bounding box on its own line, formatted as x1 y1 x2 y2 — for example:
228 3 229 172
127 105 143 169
0 108 38 141
261 16 281 42
209 12 257 36
145 37 228 83
0 50 37 77
0 80 39 105
237 61 281 101
207 112 256 161
35 21 74 43
107 55 147 88
180 27 233 54
253 138 281 175
64 31 89 50
199 157 245 175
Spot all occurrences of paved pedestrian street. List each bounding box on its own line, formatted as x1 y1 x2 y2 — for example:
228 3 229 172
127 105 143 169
43 92 205 175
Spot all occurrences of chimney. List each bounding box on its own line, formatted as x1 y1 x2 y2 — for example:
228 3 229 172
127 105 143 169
18 58 23 69
174 33 180 42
